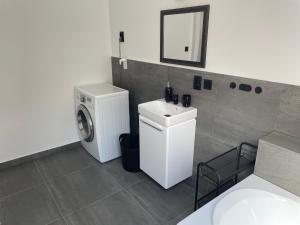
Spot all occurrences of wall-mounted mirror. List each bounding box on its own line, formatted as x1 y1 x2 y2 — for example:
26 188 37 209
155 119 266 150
160 5 210 68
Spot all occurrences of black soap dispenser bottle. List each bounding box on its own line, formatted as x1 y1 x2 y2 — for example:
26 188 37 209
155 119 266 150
165 81 173 102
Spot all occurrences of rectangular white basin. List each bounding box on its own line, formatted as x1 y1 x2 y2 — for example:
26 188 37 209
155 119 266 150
138 99 197 127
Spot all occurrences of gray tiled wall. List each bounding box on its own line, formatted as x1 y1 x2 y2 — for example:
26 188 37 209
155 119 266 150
255 132 300 196
111 57 300 163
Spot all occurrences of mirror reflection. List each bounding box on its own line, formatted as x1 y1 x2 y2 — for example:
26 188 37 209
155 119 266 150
164 12 204 62
160 6 210 68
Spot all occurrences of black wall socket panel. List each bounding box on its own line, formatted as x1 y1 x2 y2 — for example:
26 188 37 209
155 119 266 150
239 84 252 92
193 76 202 90
230 82 237 89
255 86 263 94
204 79 212 90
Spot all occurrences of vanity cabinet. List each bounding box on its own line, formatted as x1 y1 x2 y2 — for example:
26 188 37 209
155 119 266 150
139 115 196 189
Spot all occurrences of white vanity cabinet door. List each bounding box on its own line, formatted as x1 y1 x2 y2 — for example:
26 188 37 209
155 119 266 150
139 117 167 187
166 119 196 188
139 115 196 189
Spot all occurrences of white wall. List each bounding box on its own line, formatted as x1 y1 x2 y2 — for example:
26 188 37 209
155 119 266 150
109 0 300 86
0 0 112 163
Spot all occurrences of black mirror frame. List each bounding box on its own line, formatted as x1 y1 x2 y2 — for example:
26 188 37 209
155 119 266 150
160 5 210 68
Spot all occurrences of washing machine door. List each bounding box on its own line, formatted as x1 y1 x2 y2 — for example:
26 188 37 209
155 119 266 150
76 104 94 142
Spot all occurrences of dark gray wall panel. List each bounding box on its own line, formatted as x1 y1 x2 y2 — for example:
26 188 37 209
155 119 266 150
111 57 300 163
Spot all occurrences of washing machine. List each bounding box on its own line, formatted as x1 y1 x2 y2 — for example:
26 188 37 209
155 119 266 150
75 83 130 163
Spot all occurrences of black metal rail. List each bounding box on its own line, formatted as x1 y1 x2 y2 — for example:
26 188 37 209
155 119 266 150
194 142 257 211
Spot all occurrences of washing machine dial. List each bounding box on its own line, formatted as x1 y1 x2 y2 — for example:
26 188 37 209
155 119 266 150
80 96 86 103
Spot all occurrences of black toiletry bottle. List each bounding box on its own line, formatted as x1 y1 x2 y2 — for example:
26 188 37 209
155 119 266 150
182 94 191 107
165 82 173 102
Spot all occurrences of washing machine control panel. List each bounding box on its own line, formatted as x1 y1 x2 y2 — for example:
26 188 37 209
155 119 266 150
80 96 86 103
77 93 94 110
86 97 92 103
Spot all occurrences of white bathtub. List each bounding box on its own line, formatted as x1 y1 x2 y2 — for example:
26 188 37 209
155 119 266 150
178 175 300 225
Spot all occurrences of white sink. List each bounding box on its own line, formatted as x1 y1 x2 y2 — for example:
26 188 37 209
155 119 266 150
139 99 197 189
138 99 197 127
213 189 300 225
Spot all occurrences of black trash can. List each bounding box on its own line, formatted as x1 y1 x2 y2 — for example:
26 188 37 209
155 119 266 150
119 133 140 172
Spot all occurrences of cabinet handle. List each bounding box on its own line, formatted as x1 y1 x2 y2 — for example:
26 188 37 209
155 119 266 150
140 119 163 132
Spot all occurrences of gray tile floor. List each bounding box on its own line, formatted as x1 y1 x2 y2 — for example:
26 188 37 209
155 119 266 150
0 146 204 225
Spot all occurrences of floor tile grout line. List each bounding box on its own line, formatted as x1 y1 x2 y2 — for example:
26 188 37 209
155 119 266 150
37 159 127 222
125 180 196 225
3 150 195 225
61 188 125 219
121 175 149 192
124 178 144 189
167 207 194 225
33 148 99 225
104 162 198 225
101 165 144 189
45 163 93 181
124 186 164 225
35 157 131 224
0 160 46 201
33 160 70 225
43 217 67 225
35 157 96 182
122 188 163 225
0 174 68 225
0 160 69 225
0 182 44 202
33 159 48 181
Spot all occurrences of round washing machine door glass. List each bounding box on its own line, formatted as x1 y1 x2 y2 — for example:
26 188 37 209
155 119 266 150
76 104 94 142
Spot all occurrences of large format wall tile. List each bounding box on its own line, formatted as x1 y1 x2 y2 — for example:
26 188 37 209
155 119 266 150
213 76 283 145
167 66 195 97
255 132 300 196
111 57 300 164
112 58 168 134
193 133 233 163
195 100 216 137
276 86 300 137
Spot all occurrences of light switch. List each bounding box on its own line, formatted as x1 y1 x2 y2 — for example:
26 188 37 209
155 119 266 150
193 76 202 90
204 79 212 90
